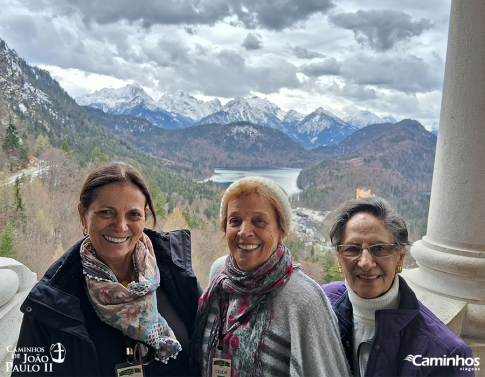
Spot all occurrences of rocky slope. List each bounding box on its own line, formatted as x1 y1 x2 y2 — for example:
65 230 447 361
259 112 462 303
0 37 219 189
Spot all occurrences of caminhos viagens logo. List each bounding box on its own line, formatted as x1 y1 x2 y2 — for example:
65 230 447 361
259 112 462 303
404 354 480 372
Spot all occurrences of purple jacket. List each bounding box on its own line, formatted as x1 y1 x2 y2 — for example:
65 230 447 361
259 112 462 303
322 276 476 377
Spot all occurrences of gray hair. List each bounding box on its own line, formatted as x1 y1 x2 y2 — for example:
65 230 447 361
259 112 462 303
330 197 410 249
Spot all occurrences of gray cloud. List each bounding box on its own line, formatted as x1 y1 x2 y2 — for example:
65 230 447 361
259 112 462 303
184 26 196 35
143 38 193 67
299 57 341 76
288 45 325 59
241 33 263 50
327 83 377 101
146 46 300 98
0 9 300 98
21 0 335 31
329 10 432 51
341 53 444 93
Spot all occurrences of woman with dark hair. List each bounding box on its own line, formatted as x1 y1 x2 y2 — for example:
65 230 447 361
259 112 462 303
322 196 475 377
13 162 201 376
193 176 350 377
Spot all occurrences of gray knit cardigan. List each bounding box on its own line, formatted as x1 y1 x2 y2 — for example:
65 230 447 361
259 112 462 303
204 256 352 377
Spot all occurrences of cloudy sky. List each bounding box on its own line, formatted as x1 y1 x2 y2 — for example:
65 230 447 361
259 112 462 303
0 0 452 130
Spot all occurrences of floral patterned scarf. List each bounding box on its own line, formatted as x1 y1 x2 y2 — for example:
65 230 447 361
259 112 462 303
80 232 181 363
193 244 295 377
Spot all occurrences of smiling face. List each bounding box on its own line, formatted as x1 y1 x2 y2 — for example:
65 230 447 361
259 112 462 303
78 182 146 267
226 194 284 271
337 212 405 299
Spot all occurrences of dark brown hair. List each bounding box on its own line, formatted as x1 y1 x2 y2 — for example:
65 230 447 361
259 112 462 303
79 162 157 228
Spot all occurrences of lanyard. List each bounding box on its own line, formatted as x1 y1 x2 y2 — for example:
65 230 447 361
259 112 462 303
123 336 156 365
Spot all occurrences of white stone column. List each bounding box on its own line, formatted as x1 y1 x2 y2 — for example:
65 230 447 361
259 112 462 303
0 258 36 377
404 0 485 374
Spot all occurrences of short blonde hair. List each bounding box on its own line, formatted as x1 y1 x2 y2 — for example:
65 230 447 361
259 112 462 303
220 179 291 239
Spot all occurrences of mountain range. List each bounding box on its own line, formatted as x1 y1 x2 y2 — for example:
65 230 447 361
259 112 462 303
81 106 318 168
76 83 397 148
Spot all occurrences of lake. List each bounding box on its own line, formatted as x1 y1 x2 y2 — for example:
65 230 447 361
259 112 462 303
201 167 302 196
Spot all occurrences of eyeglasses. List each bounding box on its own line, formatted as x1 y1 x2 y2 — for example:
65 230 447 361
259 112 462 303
337 244 399 259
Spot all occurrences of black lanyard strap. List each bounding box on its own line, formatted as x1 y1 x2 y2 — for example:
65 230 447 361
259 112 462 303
123 336 156 365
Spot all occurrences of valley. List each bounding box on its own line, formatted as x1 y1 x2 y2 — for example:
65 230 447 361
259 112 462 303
0 36 435 286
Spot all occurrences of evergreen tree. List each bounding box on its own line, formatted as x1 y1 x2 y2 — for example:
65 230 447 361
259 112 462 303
154 191 166 220
3 116 20 151
14 177 22 210
0 219 17 258
90 146 108 164
181 206 205 229
167 195 174 214
147 175 161 198
321 249 342 284
20 147 29 165
61 140 71 154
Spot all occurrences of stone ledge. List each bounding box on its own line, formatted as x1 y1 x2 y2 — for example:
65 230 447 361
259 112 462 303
0 258 36 377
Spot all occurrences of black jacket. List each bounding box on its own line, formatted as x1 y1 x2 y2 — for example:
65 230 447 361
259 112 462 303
12 229 202 377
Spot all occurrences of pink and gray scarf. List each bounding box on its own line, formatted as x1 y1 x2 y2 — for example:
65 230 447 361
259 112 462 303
193 244 295 377
80 232 181 363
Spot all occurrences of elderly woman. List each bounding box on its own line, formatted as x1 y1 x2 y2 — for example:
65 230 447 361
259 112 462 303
193 176 350 377
13 162 201 377
322 197 474 377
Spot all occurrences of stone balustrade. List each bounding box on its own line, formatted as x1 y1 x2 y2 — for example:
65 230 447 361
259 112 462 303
0 258 36 377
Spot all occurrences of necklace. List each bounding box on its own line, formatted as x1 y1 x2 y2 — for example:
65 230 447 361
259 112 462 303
117 266 134 287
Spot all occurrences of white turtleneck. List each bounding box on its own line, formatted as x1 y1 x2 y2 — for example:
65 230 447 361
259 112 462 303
347 276 401 377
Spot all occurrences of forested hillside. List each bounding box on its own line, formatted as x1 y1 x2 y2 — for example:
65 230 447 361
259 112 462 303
0 38 226 286
81 106 214 179
81 106 318 168
296 120 436 238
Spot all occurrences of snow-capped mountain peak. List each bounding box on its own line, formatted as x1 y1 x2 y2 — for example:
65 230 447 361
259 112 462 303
382 115 397 124
157 91 222 121
297 107 348 135
283 109 305 123
223 96 286 121
76 82 158 113
344 110 389 129
196 95 287 129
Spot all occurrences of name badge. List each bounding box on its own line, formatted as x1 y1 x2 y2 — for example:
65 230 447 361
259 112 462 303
115 362 145 377
212 358 231 377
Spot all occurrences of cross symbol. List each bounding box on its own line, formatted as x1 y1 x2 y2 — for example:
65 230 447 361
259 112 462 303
51 343 65 363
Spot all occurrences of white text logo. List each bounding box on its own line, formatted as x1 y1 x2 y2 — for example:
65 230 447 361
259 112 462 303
404 354 480 368
49 343 66 363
